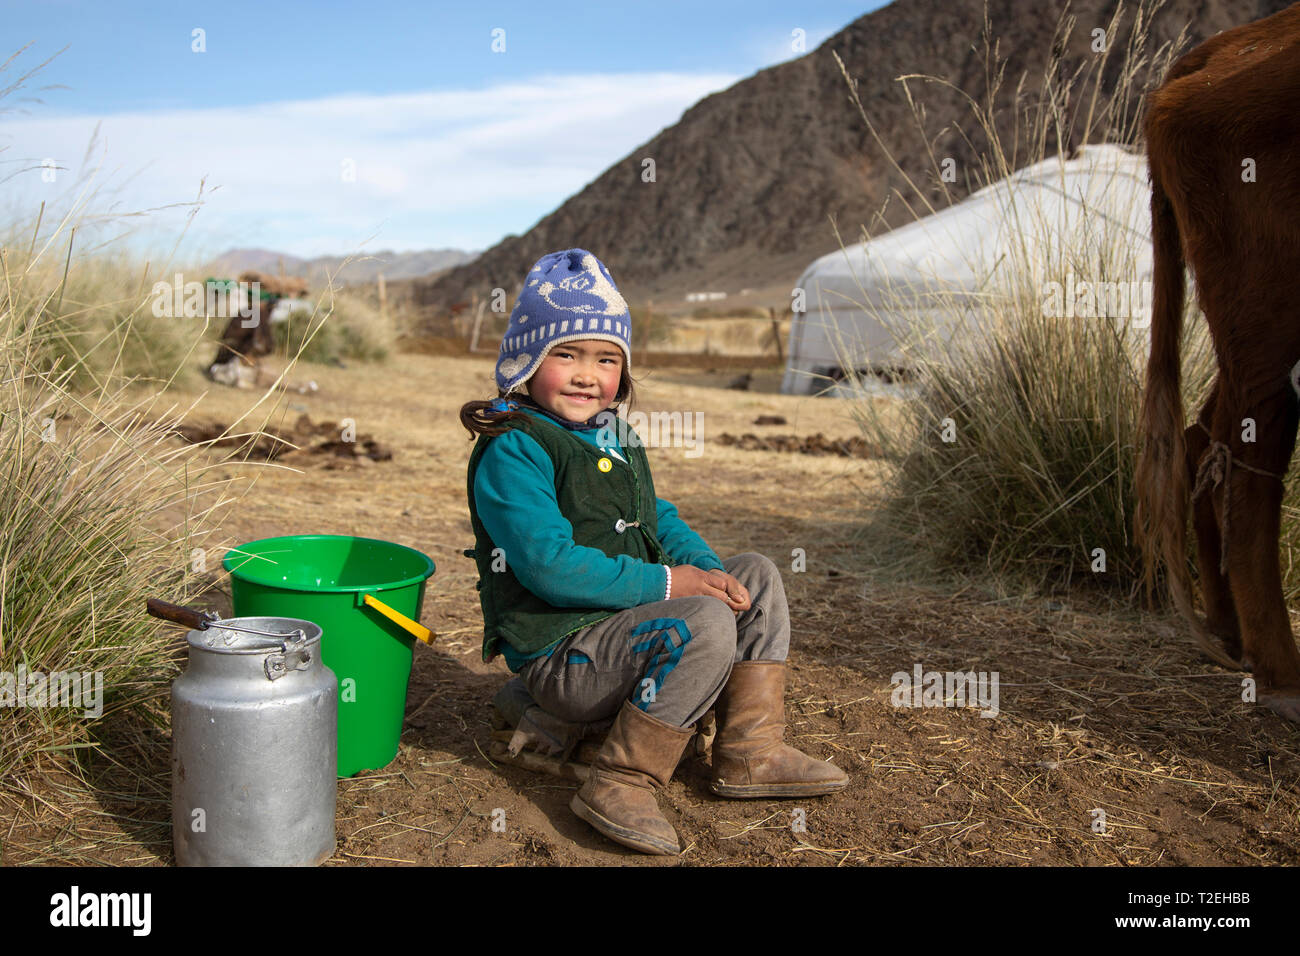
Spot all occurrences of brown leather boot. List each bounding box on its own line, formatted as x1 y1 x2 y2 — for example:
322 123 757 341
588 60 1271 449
570 700 694 855
711 660 849 798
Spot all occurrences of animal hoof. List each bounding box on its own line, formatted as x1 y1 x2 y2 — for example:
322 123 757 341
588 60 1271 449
1193 628 1245 670
1259 693 1300 723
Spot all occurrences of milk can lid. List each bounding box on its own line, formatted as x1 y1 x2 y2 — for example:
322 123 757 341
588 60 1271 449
187 616 322 654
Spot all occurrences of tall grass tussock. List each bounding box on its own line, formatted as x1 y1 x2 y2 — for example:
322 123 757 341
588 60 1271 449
0 225 224 827
830 0 1237 605
0 45 393 860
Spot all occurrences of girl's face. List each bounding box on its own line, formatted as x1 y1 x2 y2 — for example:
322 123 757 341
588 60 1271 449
527 339 624 423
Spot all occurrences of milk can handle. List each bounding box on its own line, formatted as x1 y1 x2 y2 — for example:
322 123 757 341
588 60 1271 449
146 598 217 629
147 598 309 680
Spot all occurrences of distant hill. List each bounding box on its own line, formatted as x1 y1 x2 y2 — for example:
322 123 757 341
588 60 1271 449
202 247 479 287
413 0 1291 320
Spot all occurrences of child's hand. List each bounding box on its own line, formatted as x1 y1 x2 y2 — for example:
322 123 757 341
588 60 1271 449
672 566 750 613
671 565 730 605
712 571 751 613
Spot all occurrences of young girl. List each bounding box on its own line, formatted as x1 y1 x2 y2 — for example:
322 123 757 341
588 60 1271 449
460 248 847 856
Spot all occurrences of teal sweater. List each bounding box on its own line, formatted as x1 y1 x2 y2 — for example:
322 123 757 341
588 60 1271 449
473 406 725 670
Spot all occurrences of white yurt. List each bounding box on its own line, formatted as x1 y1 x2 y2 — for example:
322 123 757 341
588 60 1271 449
781 144 1154 396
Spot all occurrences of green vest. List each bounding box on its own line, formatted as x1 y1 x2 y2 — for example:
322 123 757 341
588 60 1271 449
465 412 674 663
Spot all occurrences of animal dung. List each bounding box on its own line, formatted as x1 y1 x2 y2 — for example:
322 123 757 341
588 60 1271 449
715 432 880 458
170 413 393 466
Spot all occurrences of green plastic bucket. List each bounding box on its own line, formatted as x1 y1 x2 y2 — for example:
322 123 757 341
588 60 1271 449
223 534 435 777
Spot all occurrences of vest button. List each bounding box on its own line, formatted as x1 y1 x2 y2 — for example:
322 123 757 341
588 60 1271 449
614 518 627 533
597 457 613 472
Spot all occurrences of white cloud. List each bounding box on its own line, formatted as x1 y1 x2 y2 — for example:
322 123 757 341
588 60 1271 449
0 71 740 259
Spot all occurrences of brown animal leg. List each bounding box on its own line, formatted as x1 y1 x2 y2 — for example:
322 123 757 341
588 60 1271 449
1185 384 1242 665
1221 392 1300 720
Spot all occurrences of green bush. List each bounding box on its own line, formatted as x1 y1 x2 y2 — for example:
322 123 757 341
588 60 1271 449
272 288 392 364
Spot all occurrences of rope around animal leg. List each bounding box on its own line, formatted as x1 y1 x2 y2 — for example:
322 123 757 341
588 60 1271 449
1191 420 1286 576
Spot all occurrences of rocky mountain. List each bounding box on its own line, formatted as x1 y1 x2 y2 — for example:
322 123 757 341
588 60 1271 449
203 247 478 287
413 0 1291 320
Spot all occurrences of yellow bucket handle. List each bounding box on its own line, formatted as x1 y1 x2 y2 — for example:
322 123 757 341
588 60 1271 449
357 592 435 644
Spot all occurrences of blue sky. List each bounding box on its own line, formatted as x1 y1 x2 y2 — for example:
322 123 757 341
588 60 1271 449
0 0 887 264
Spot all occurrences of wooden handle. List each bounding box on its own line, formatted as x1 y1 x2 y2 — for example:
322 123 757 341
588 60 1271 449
146 598 212 630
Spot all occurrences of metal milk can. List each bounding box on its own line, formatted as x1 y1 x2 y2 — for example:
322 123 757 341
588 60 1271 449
169 612 338 866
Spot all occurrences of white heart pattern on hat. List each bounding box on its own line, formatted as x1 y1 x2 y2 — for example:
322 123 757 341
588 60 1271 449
498 352 532 381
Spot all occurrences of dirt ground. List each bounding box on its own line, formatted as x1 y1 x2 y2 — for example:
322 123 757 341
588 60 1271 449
6 349 1300 866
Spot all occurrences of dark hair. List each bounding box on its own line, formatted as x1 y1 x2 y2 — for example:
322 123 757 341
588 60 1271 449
459 367 638 439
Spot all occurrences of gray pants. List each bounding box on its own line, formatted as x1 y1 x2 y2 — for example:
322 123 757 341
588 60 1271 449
519 552 790 728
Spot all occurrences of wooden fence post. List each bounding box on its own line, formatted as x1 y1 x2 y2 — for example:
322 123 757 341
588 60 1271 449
470 298 487 352
769 306 784 363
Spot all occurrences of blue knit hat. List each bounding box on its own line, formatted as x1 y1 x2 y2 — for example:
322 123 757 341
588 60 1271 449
495 248 632 395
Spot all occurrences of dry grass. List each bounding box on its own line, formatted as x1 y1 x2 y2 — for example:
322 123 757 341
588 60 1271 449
5 6 1298 864
809 0 1237 609
5 352 1299 866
